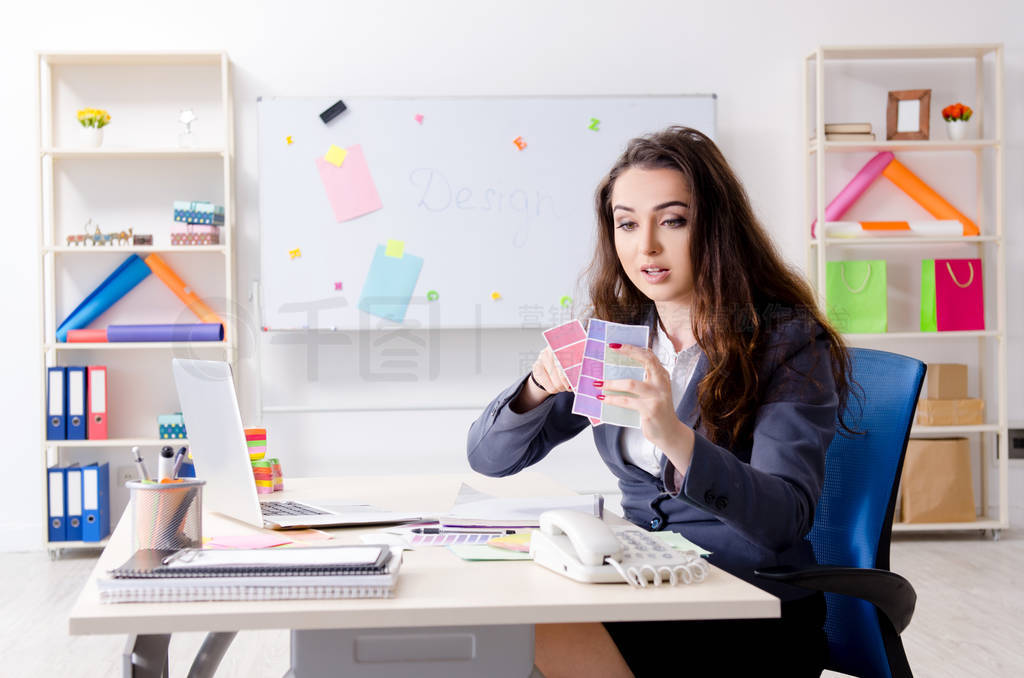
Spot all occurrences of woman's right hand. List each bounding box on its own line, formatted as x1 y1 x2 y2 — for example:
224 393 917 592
529 347 574 394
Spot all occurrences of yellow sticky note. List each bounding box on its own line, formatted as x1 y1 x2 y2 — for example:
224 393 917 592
289 248 301 259
384 239 405 258
325 144 348 167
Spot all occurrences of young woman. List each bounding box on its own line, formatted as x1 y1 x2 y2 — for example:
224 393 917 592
467 127 852 677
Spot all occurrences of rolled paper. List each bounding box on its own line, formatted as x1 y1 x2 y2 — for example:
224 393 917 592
881 159 980 236
144 254 224 325
106 323 224 342
824 220 965 237
56 254 151 342
67 329 108 343
811 152 894 238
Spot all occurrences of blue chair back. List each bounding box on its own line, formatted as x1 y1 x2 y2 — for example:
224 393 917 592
808 348 924 678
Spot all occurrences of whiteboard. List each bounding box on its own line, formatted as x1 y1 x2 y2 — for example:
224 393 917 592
258 95 715 329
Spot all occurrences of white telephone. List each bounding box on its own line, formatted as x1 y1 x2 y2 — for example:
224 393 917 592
530 510 709 588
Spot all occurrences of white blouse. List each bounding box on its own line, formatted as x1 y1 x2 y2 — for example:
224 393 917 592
619 322 702 477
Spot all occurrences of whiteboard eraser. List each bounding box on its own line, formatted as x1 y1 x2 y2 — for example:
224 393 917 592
320 99 348 124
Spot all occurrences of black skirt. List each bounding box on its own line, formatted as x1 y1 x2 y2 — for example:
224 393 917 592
603 591 827 677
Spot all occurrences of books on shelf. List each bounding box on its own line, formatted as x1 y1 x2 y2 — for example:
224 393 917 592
99 544 401 602
826 132 876 141
825 122 872 134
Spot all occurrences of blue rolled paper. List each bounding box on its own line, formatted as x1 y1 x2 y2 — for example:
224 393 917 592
106 323 224 342
56 254 152 342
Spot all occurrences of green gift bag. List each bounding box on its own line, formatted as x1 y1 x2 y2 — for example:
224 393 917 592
826 260 888 333
921 259 938 331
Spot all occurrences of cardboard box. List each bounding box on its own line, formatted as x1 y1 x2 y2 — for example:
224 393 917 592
927 363 968 399
915 399 985 426
901 438 975 523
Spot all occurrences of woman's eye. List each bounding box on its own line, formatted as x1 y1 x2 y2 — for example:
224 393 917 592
616 222 637 231
662 218 687 228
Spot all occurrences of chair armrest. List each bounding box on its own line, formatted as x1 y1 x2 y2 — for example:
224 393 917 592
754 564 916 633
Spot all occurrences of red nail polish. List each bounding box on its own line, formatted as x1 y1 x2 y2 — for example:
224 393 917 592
593 380 604 387
596 394 605 401
609 343 622 349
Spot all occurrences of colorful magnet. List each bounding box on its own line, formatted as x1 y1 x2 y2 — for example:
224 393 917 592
319 99 348 124
285 135 293 144
560 295 572 308
513 136 527 151
491 291 502 301
289 248 301 259
588 118 600 131
414 113 424 124
426 289 439 301
384 239 405 258
334 282 343 291
325 144 348 167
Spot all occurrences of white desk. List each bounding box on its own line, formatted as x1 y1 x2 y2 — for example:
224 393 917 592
69 473 778 677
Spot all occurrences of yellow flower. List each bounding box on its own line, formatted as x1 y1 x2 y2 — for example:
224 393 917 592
77 108 111 129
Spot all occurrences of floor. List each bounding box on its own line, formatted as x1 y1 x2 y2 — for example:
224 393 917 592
3 530 1022 677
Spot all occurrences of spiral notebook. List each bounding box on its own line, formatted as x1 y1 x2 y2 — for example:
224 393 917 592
99 545 401 603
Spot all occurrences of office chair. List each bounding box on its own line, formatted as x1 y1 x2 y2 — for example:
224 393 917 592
757 347 925 678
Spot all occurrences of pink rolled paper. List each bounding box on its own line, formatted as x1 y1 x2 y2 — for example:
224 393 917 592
811 152 894 238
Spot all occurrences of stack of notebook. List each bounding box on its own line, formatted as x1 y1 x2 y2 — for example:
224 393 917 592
99 544 401 603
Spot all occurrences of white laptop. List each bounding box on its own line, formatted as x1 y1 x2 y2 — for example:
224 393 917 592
171 359 424 530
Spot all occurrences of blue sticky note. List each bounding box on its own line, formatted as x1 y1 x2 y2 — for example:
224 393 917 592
358 245 424 323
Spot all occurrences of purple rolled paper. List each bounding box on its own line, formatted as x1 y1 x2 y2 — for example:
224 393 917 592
106 323 224 342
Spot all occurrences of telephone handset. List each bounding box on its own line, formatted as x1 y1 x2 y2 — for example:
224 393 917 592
530 509 709 588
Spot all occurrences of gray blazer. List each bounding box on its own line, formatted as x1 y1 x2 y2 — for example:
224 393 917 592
467 314 838 600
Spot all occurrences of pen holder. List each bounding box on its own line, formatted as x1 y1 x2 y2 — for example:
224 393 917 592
126 479 205 551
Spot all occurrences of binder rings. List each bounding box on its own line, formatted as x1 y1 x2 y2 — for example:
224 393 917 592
66 366 87 440
65 466 83 541
47 467 66 542
82 462 111 542
46 367 66 440
87 366 108 440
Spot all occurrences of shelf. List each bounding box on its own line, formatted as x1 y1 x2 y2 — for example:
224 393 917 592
41 148 226 159
46 341 232 351
911 424 1002 435
808 139 998 154
810 44 1000 61
40 51 225 66
46 537 110 550
810 235 998 247
892 518 1004 533
844 331 999 341
45 438 188 448
44 245 227 254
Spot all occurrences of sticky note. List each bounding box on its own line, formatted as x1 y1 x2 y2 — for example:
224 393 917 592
315 144 384 222
334 282 343 291
285 135 293 144
589 118 600 131
289 248 301 259
325 144 348 167
414 113 424 124
384 239 405 258
513 136 527 151
358 244 424 323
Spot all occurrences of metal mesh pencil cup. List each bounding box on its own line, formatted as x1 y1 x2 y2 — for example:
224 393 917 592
126 479 205 551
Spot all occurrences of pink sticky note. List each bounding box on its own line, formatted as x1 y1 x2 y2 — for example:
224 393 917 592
315 144 383 222
206 534 293 549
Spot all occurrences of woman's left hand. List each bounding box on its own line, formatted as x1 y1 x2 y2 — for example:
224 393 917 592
598 344 694 462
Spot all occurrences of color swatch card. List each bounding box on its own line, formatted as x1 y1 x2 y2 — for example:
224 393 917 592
572 319 650 428
315 144 383 222
357 243 424 323
542 320 587 389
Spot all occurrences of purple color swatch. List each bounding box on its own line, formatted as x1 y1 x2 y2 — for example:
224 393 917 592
581 357 604 379
572 395 602 418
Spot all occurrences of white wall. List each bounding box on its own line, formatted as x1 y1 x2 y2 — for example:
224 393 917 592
2 0 1022 551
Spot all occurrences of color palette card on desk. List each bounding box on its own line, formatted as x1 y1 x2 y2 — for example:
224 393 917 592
572 319 649 428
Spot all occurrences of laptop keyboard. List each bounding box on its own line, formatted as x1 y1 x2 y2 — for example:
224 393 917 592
259 500 329 517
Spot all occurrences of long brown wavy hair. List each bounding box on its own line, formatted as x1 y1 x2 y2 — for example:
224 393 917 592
583 126 854 445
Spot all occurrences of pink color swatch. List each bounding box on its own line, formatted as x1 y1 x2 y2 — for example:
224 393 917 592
315 144 383 222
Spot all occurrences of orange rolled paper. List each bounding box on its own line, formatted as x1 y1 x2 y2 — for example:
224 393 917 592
144 254 224 325
881 159 980 236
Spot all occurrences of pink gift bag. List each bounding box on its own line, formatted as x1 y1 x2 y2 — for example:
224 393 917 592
936 258 984 331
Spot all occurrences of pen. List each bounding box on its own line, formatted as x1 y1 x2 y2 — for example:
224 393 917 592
130 446 150 482
158 446 175 481
170 446 188 479
411 527 518 535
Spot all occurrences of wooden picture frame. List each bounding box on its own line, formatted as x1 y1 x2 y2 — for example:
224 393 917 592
887 89 931 140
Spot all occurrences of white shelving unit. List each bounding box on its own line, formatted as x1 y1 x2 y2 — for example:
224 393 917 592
805 44 1007 536
37 52 235 556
